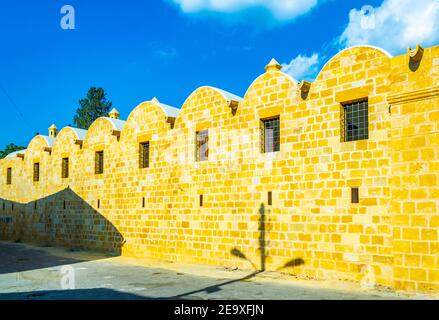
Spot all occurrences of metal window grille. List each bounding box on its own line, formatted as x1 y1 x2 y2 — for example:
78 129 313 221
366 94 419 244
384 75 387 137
196 130 209 161
62 158 69 178
261 117 280 153
139 142 150 168
343 100 369 142
33 163 40 182
95 151 104 174
6 168 11 185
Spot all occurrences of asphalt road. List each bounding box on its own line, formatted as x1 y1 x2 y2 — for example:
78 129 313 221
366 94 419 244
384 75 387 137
0 241 430 300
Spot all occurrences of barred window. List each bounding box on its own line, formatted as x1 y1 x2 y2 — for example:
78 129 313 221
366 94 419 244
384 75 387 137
95 151 104 174
62 157 69 179
342 100 369 142
261 117 280 153
6 168 11 185
139 142 150 168
33 163 40 182
196 130 208 162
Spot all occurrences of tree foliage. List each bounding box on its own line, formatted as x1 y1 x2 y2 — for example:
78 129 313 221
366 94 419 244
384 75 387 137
0 143 26 159
73 87 113 129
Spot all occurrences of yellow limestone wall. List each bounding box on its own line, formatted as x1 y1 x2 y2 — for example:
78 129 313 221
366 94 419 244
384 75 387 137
1 44 438 294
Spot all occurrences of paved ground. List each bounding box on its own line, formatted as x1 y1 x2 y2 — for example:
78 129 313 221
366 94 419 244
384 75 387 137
0 241 435 300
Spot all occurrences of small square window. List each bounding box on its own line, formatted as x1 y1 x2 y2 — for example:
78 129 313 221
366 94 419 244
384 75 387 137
196 130 208 162
342 100 369 142
351 187 359 204
261 117 280 153
95 151 104 174
139 142 150 168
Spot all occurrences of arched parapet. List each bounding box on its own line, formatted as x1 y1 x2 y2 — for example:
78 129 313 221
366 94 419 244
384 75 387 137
226 59 301 159
174 86 242 130
17 135 55 201
52 126 87 154
121 98 178 143
4 149 27 160
316 45 392 81
83 117 125 148
0 149 27 202
24 135 54 161
77 117 126 187
51 127 87 185
119 99 179 171
238 58 300 124
313 45 392 96
171 86 242 164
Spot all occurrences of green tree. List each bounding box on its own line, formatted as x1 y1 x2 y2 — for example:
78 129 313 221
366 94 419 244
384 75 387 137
73 87 113 129
0 143 26 159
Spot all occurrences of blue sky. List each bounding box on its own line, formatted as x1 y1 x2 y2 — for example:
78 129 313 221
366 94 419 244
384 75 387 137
0 0 438 148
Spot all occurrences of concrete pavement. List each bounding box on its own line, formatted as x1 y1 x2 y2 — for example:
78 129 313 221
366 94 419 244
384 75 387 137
0 241 434 300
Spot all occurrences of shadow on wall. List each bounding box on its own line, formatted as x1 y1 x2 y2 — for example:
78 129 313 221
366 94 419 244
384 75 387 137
231 203 305 272
0 187 125 256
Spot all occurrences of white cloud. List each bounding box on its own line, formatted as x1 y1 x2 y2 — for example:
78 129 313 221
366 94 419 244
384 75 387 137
339 0 439 55
281 53 320 81
169 0 319 21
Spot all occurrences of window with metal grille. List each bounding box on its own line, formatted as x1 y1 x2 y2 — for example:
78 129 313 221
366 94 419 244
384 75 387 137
139 142 150 168
6 168 11 185
62 157 69 179
196 130 208 162
261 117 280 153
95 151 104 174
33 163 40 182
342 100 369 142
